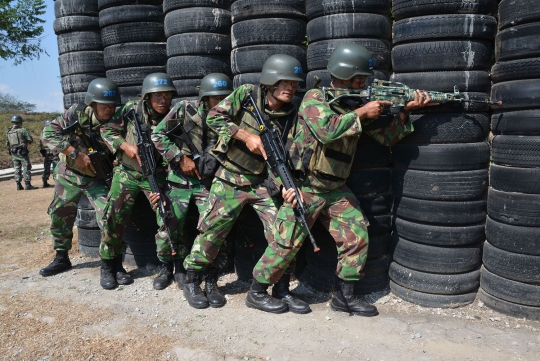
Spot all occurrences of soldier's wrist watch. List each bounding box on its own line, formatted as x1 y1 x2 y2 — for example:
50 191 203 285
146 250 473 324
68 148 79 160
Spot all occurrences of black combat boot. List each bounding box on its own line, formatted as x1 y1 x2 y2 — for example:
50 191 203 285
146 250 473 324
25 181 37 190
205 267 226 308
174 259 186 290
153 261 174 290
246 279 288 314
100 259 118 290
272 273 311 314
331 280 378 317
39 250 72 276
114 256 133 285
42 179 51 188
183 270 209 309
16 182 23 191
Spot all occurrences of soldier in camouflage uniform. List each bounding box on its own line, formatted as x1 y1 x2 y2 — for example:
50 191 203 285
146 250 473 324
99 73 175 290
39 78 121 277
6 115 37 190
150 73 233 301
182 55 311 313
253 43 436 316
40 120 59 187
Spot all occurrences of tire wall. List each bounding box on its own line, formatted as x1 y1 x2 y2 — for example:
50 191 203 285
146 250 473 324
480 0 540 321
389 0 498 308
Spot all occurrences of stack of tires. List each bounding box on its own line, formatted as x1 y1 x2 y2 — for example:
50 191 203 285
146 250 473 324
98 0 166 105
54 0 105 109
479 0 540 320
388 0 497 308
305 0 392 88
76 194 101 258
164 0 232 102
230 0 307 103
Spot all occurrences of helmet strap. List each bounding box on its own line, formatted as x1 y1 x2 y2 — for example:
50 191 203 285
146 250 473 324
144 98 161 118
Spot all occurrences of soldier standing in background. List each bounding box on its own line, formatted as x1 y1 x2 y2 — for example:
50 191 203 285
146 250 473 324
6 115 37 190
40 79 121 277
99 73 175 290
40 120 58 188
150 73 233 303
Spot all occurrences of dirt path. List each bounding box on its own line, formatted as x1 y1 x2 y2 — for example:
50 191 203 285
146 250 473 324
0 180 539 361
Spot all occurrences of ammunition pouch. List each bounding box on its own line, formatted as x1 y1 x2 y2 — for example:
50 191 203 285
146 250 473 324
14 146 29 156
263 175 281 197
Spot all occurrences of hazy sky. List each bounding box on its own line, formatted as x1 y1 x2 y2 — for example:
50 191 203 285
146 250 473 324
0 2 63 112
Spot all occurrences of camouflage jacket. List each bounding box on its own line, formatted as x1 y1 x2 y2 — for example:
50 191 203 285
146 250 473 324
290 88 414 192
42 104 112 177
6 125 33 150
101 100 167 174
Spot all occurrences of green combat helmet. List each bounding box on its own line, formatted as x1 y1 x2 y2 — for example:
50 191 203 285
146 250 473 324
141 73 176 100
327 43 374 80
199 73 233 100
260 54 305 86
11 115 23 123
85 78 121 105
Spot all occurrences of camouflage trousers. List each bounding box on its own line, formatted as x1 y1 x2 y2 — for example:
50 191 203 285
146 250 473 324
253 185 370 284
11 153 32 183
100 164 165 260
184 178 281 272
43 156 58 182
47 163 109 251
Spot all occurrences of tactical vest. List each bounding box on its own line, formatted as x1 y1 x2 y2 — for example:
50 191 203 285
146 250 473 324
7 127 26 149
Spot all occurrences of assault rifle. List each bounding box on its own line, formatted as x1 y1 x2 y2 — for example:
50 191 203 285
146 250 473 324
241 94 320 252
62 121 114 186
125 109 176 256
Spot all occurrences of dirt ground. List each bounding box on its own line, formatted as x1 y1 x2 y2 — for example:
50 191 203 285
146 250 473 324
0 179 539 361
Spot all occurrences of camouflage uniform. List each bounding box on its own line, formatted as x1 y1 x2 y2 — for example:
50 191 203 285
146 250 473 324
253 88 414 284
41 105 112 251
99 100 167 260
40 131 59 183
183 84 297 272
6 124 33 183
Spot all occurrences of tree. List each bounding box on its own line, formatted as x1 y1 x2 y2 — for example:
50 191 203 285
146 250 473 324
0 92 36 112
0 0 46 65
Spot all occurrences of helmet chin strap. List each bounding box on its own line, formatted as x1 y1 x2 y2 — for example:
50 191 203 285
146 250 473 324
266 84 286 105
144 98 161 117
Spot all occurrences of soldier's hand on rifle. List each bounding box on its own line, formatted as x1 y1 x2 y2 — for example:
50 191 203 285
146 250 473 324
76 153 97 174
120 142 142 166
404 90 438 110
234 129 267 159
148 192 163 210
179 155 201 179
282 187 304 208
355 100 393 119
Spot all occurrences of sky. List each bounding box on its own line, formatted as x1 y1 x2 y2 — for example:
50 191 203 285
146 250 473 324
0 2 63 113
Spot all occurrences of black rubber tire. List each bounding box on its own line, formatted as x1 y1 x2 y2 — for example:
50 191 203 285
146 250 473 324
401 112 489 144
78 244 100 258
393 217 485 247
98 5 163 28
231 0 305 23
305 0 390 20
491 110 540 135
356 191 393 215
167 55 230 80
491 58 540 84
231 44 306 75
354 273 390 295
393 168 488 201
234 257 255 281
498 0 540 30
488 188 540 227
392 40 493 72
167 33 231 57
63 92 87 109
481 267 540 307
101 22 165 47
390 71 491 93
483 241 540 285
307 13 391 42
307 38 390 71
75 208 99 229
103 43 167 70
496 22 540 62
393 14 497 44
366 214 392 236
231 18 305 48
57 31 102 55
346 168 392 195
61 73 104 94
306 69 390 89
490 165 540 195
233 73 259 88
59 51 105 76
391 281 477 308
390 262 480 295
392 142 490 171
492 135 540 168
173 79 202 97
478 288 540 321
350 135 392 169
163 0 232 13
119 86 142 105
491 79 540 112
164 8 231 37
77 227 101 247
367 233 391 260
106 66 166 87
53 16 99 35
55 0 98 17
392 0 497 21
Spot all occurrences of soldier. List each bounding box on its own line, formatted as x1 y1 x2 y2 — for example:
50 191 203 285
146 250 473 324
40 120 59 188
6 115 37 190
39 78 121 277
150 73 233 298
99 73 175 290
253 43 436 316
182 55 310 314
